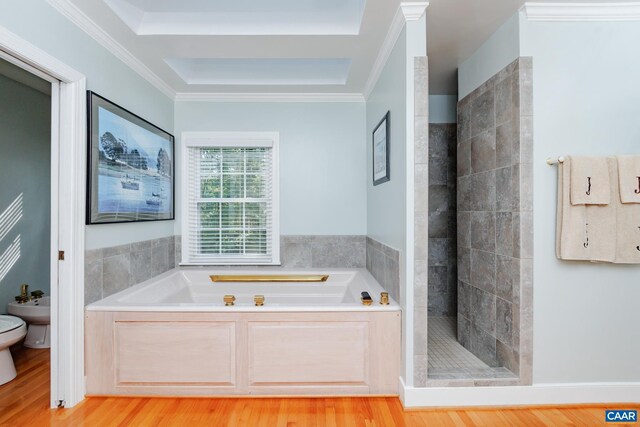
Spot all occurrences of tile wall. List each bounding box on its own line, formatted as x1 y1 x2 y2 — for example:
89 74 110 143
456 57 533 383
365 237 400 302
427 124 458 316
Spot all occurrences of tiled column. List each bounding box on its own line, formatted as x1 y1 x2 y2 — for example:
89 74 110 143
456 57 533 384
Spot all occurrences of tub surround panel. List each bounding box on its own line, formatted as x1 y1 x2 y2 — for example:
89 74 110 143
85 311 401 396
365 237 400 302
427 124 458 317
456 57 533 383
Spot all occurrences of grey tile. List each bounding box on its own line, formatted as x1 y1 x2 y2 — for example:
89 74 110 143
414 260 428 307
470 88 495 137
519 64 533 117
457 212 471 249
429 158 448 186
168 242 176 269
519 116 534 164
457 315 471 349
429 124 450 158
414 57 429 118
130 249 153 285
384 255 400 302
415 213 428 261
496 167 512 212
496 121 514 169
496 340 519 375
495 212 513 257
496 298 513 347
511 164 521 212
131 239 152 253
310 235 365 268
495 75 513 125
281 237 312 268
471 287 496 335
471 130 496 174
457 176 471 212
103 243 131 258
414 355 428 387
470 170 496 212
428 238 450 267
151 244 170 276
428 213 449 240
471 249 496 293
518 212 534 259
415 116 429 164
457 103 471 143
457 280 471 320
470 322 497 367
496 255 516 302
102 254 131 297
471 212 496 252
458 248 471 284
84 259 102 305
520 163 534 212
457 141 471 177
85 248 104 264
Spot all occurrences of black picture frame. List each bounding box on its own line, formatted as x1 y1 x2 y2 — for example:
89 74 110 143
372 111 390 186
86 91 175 224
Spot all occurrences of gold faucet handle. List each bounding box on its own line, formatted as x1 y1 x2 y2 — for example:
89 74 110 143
223 295 236 306
380 292 390 305
254 295 265 307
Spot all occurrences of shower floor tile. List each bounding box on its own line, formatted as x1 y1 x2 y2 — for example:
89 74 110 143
427 316 517 381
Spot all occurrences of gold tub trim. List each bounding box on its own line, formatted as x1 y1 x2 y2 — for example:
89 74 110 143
210 274 329 283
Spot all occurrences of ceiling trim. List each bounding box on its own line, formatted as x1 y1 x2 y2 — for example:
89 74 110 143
45 0 175 99
522 2 640 21
174 92 365 103
363 2 429 100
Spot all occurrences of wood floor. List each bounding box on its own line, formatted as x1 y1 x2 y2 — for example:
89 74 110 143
0 347 636 426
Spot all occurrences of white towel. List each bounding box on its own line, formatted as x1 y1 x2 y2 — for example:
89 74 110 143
617 155 640 204
612 158 640 263
569 156 611 205
556 157 616 262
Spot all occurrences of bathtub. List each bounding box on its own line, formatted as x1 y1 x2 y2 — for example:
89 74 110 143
85 267 401 396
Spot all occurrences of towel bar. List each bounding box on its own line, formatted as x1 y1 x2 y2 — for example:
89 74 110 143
546 156 565 165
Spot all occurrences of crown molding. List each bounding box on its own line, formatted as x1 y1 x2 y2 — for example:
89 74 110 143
363 2 429 100
522 2 640 21
174 92 365 103
45 0 176 99
401 2 429 21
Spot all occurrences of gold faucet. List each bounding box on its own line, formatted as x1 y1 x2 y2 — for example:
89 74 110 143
15 284 29 304
254 295 265 307
380 292 390 305
223 295 236 306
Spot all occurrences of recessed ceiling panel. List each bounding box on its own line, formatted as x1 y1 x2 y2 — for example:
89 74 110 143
164 58 352 85
104 0 367 35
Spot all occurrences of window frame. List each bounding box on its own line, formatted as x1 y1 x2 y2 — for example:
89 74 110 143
181 131 280 265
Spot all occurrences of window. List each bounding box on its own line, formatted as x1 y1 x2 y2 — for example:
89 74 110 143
182 132 279 265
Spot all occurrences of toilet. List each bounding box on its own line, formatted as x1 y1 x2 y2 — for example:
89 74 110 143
7 297 50 348
0 315 27 385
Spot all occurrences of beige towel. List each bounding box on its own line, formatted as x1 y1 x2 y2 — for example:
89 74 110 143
557 157 616 262
570 156 611 205
612 158 640 263
617 155 640 204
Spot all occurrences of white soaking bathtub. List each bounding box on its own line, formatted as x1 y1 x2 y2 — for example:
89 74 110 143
85 268 401 397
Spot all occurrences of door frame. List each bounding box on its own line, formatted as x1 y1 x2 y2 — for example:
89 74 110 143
0 25 86 408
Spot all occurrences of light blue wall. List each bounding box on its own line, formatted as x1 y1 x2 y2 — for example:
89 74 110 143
0 72 50 313
428 95 457 123
174 102 367 235
0 0 175 250
366 29 407 251
458 13 520 100
520 18 640 384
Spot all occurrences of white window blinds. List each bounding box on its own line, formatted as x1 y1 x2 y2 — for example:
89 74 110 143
182 133 279 265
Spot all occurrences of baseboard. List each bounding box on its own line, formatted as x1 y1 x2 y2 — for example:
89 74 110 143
400 381 640 408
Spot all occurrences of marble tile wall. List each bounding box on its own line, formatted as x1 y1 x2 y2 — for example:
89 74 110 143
85 235 367 305
365 237 400 301
456 57 533 384
414 56 430 386
84 236 176 305
427 124 458 316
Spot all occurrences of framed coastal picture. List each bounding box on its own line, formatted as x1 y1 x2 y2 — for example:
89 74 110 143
86 91 175 224
372 111 390 186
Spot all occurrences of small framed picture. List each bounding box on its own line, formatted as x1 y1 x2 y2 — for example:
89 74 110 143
86 91 175 224
372 111 390 186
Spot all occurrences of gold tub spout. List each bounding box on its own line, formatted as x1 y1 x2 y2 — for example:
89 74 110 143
210 274 329 283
